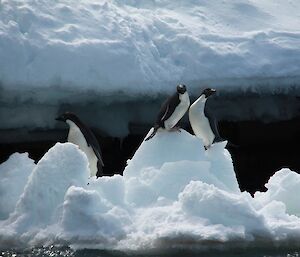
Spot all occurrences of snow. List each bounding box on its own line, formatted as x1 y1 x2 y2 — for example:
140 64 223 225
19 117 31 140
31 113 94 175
0 0 299 136
0 0 299 251
0 143 89 247
0 0 299 95
0 153 35 220
254 169 300 217
0 129 300 251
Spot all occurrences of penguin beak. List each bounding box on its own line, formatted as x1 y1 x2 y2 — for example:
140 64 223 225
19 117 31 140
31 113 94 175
177 85 187 94
209 89 216 96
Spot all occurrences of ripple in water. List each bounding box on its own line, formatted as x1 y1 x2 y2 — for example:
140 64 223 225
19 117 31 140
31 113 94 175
0 247 300 257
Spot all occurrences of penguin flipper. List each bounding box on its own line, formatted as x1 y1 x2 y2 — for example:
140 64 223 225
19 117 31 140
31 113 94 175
79 126 105 167
209 117 227 144
160 105 169 122
145 126 159 141
93 148 105 167
157 93 179 124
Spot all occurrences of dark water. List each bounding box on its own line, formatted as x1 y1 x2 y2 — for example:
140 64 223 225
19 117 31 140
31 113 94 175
1 247 300 257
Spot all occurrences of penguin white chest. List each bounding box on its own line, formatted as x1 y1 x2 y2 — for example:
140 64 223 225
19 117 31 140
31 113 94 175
66 120 98 177
164 92 190 130
189 96 215 148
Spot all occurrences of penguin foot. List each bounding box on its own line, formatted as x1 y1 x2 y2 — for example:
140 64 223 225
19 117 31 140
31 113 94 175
204 145 211 151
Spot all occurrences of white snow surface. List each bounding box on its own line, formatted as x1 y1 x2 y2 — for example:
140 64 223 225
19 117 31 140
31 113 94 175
0 153 35 220
0 0 300 97
0 130 300 251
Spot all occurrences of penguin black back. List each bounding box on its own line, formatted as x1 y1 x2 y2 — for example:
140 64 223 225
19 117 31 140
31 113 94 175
204 105 222 143
56 112 104 177
145 84 189 141
156 92 180 127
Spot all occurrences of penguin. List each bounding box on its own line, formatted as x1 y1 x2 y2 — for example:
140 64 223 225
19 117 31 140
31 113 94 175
145 84 190 141
189 88 217 150
56 112 104 177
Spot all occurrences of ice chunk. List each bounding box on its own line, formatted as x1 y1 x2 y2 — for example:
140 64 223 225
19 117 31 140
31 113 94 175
124 129 240 195
4 143 89 233
254 169 300 216
0 153 35 220
59 186 128 247
0 130 300 251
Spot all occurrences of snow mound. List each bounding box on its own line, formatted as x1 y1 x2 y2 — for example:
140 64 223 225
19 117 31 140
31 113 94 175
0 130 300 251
0 153 35 220
254 169 300 216
0 143 89 247
124 129 239 207
60 186 127 248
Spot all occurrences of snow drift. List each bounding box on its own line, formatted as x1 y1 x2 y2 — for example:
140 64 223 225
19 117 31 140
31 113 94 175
0 0 300 95
0 129 300 251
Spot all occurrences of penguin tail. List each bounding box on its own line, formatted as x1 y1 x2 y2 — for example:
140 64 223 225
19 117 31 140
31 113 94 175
226 141 240 148
96 161 104 178
145 126 159 141
213 137 239 148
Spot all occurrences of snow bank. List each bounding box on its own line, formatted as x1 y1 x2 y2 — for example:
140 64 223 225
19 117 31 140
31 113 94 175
0 0 299 96
0 0 299 136
0 130 300 251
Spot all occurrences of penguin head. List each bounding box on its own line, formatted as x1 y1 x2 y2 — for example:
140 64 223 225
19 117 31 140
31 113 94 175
177 84 187 94
201 88 216 98
56 112 79 123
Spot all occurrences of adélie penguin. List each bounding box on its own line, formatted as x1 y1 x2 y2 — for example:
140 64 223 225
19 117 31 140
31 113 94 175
56 112 104 177
189 88 218 150
145 84 190 141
